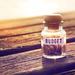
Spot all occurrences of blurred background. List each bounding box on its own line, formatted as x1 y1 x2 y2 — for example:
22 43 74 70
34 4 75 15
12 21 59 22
0 0 75 19
0 0 75 50
0 0 75 27
0 0 75 28
0 0 75 20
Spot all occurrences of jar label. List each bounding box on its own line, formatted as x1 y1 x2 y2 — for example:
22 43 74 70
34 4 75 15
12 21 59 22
43 38 65 45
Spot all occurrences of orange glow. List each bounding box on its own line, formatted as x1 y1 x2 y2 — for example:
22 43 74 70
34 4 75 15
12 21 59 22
0 0 75 29
0 0 75 20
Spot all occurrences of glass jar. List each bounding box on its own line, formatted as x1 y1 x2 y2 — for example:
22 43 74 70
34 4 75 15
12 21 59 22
41 14 66 59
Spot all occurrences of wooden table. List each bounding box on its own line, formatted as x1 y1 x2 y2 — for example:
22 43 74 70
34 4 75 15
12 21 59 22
0 15 75 75
0 27 75 75
0 44 75 75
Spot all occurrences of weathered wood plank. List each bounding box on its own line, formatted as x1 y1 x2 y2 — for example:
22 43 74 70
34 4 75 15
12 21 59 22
0 26 75 50
0 12 75 50
0 18 75 37
0 24 42 37
0 12 75 75
0 49 42 75
0 12 75 37
0 11 75 29
0 16 43 29
0 32 41 50
0 43 75 75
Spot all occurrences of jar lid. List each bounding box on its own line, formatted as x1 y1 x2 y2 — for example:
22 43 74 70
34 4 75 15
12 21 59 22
44 14 63 29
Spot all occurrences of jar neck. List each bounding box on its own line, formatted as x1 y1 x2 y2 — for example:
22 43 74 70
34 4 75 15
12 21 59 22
44 25 63 31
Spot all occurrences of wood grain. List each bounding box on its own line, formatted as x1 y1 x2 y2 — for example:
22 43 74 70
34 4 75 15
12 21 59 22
0 12 75 50
0 49 42 75
0 26 75 50
0 43 75 75
0 12 75 75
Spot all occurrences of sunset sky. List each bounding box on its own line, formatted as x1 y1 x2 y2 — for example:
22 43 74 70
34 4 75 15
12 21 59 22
0 0 75 20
